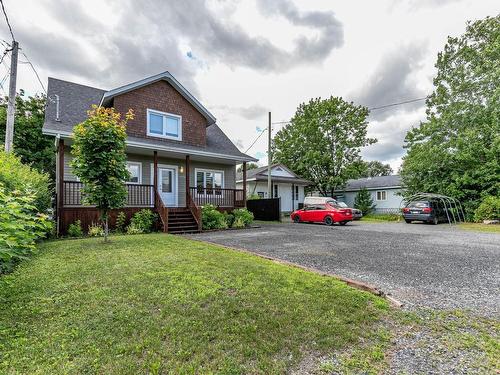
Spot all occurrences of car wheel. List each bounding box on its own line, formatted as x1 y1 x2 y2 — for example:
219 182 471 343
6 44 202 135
324 216 334 226
339 221 347 226
405 219 412 224
293 215 300 223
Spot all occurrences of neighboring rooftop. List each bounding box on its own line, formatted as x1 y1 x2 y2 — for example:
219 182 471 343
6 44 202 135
236 164 311 185
337 175 402 192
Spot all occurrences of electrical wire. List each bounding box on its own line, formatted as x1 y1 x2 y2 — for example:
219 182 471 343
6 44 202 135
0 0 15 41
368 96 428 111
20 50 46 93
244 127 267 153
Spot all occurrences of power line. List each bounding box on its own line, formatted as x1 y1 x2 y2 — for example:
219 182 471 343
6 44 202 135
244 127 267 153
20 50 46 93
0 0 15 41
368 96 428 111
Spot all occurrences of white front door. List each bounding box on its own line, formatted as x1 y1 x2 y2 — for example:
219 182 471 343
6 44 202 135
157 166 177 206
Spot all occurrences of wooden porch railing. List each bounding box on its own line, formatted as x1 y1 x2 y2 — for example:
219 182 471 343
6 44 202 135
189 187 245 208
63 181 154 207
187 192 202 231
154 189 168 233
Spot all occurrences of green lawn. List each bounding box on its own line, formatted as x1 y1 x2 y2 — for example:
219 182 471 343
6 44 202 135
458 223 500 233
360 213 402 222
0 234 390 374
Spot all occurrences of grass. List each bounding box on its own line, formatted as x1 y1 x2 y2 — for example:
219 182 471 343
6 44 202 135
458 223 500 233
361 213 402 222
0 234 390 374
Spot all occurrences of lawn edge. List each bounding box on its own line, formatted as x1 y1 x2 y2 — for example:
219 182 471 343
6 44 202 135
185 236 403 308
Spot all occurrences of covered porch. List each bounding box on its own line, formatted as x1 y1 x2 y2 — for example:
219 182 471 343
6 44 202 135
56 139 248 234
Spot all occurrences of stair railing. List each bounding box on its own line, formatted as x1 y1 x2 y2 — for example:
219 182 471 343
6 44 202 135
154 190 168 232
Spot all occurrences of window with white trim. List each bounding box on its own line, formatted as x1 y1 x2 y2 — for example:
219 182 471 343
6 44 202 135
376 190 387 201
126 162 142 184
195 169 224 195
147 109 182 141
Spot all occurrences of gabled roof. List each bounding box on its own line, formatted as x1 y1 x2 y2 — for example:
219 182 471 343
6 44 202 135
336 175 402 192
42 76 256 163
100 71 216 125
236 163 311 185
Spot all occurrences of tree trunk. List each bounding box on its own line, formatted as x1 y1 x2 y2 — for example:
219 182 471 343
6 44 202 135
103 211 109 242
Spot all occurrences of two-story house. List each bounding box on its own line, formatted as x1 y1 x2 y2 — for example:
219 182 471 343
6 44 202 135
42 71 257 234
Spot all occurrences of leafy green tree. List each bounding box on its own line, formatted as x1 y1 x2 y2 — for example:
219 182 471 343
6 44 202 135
351 160 393 178
401 15 500 217
273 96 376 196
71 106 133 241
0 92 54 179
354 188 376 215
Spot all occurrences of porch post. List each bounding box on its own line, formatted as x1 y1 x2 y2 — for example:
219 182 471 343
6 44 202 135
57 138 64 235
153 151 158 207
242 162 247 207
185 155 190 204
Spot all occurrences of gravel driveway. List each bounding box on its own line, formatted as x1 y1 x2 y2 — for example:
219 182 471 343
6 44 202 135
188 221 500 315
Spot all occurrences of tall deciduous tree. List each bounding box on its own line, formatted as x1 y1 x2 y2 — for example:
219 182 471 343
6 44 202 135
272 96 376 196
351 160 393 178
0 92 54 179
71 106 133 241
401 15 500 216
237 162 259 173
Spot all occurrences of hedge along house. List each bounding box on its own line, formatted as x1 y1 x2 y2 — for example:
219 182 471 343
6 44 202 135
236 164 311 213
43 72 257 234
334 175 404 214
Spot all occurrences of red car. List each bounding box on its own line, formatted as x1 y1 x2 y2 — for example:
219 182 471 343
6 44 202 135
291 203 353 226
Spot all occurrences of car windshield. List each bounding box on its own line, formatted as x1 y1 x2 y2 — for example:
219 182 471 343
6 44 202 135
336 202 348 208
407 201 429 208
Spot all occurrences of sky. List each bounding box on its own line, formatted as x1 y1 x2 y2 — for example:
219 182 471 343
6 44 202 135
1 0 498 171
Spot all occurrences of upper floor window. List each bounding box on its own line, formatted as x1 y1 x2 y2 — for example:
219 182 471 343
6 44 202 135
126 162 142 184
147 109 182 141
376 191 387 201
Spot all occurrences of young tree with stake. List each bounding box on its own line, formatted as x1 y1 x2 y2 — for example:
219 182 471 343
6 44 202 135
71 106 133 241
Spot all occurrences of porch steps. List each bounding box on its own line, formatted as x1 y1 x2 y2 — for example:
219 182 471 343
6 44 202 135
168 208 200 234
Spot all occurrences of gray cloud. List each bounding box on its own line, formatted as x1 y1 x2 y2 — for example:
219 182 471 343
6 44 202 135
13 0 343 96
351 43 428 121
236 105 268 120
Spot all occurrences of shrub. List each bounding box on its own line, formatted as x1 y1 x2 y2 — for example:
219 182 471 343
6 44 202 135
88 223 105 237
474 196 500 222
126 223 144 235
201 204 227 230
354 188 376 215
247 193 261 200
115 212 127 233
0 150 51 212
232 217 246 228
222 211 235 227
67 220 83 238
232 208 254 227
130 209 157 233
0 184 53 274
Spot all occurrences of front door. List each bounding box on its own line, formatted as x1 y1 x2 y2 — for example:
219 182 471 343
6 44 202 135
158 167 177 206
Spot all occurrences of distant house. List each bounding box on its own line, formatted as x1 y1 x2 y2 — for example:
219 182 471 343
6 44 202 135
236 164 311 213
334 175 403 213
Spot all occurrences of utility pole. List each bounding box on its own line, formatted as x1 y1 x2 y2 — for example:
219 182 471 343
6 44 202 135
267 111 272 198
4 40 18 153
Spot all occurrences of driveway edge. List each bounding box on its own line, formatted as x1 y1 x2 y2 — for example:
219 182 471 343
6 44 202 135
187 237 403 308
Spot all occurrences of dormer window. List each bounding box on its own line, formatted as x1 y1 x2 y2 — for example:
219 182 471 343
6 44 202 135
147 109 182 141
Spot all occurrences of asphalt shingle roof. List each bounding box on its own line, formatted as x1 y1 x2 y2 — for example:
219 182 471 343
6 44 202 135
42 77 256 161
339 175 402 191
236 164 311 184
